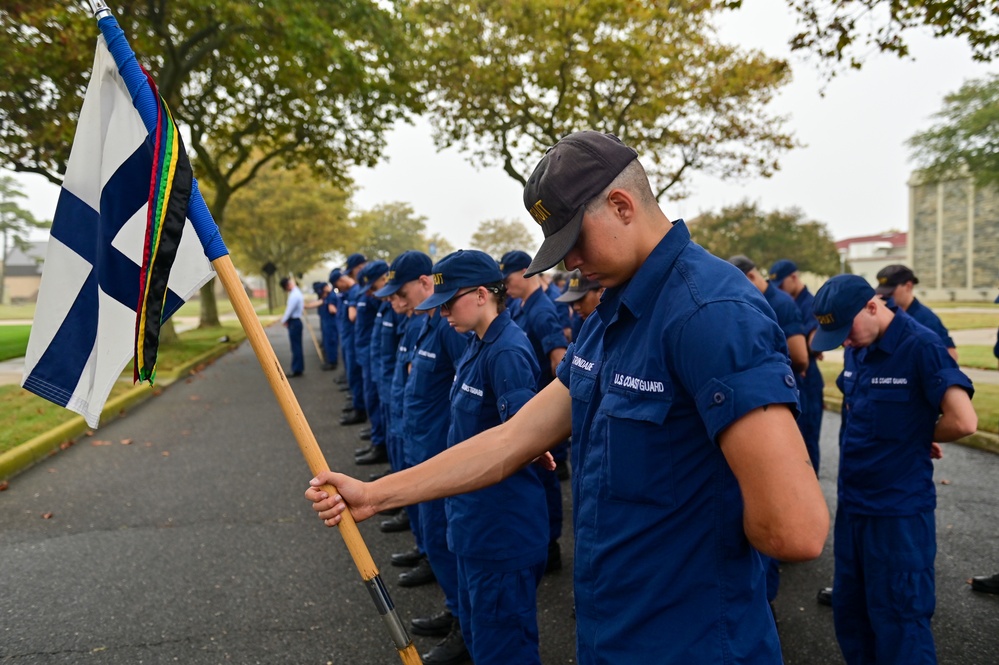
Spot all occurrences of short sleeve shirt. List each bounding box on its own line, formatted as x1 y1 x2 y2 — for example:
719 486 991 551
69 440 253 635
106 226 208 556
555 220 797 662
836 308 973 515
511 287 568 387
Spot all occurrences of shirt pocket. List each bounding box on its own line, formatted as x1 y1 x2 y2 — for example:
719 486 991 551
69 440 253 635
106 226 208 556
870 386 910 440
410 354 439 393
601 392 674 507
452 388 483 416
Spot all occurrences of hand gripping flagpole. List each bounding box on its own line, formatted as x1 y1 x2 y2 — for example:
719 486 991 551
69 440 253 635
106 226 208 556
84 3 422 663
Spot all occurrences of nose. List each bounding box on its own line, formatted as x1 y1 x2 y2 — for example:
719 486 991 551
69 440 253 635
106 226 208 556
563 247 582 271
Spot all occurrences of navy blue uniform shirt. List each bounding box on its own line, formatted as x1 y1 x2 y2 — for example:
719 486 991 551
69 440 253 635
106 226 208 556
764 282 805 341
403 309 471 465
836 307 973 515
905 297 955 349
445 311 546 564
557 220 798 663
511 287 568 387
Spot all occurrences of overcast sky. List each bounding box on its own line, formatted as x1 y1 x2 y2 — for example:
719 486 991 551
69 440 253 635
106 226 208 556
8 0 996 252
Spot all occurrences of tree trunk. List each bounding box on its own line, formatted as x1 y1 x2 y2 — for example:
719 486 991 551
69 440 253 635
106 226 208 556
197 187 230 329
159 318 179 345
198 279 220 328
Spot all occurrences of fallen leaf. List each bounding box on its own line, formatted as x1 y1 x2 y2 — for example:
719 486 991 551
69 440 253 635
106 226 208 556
85 430 94 437
47 468 57 473
0 481 9 492
41 512 54 519
940 479 951 485
59 441 73 450
152 389 163 396
91 440 112 446
189 395 201 401
120 438 134 445
161 451 170 457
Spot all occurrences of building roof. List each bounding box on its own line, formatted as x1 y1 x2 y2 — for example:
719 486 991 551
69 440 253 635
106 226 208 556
834 231 907 251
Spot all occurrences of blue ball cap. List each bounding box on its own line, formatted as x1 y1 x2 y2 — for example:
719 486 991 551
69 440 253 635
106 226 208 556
499 250 532 278
768 259 798 286
328 268 343 284
811 274 875 352
345 253 367 273
358 260 389 289
374 251 433 298
416 250 503 311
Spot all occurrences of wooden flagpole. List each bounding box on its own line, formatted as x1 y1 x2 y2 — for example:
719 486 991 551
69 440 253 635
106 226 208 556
303 311 326 364
215 251 421 665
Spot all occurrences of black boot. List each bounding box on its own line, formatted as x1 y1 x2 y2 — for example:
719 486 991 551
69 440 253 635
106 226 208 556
391 546 424 568
397 558 435 587
410 609 454 637
380 510 410 533
421 621 470 665
340 410 368 426
355 445 387 465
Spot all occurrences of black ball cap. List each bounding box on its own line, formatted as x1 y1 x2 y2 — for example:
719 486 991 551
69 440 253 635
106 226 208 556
522 131 637 277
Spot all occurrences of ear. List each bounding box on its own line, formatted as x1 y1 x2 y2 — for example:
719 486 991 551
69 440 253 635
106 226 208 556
606 188 637 225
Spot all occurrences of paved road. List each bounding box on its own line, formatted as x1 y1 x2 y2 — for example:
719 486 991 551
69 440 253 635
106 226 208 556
2 325 998 664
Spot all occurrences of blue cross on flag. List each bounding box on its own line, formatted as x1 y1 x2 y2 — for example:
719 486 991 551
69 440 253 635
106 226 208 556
21 38 215 428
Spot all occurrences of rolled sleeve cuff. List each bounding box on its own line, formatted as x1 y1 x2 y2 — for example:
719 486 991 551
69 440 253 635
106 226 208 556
695 362 801 444
928 367 975 406
541 331 569 356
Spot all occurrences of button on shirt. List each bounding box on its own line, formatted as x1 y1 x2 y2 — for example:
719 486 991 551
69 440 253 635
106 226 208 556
280 286 304 323
836 308 973 515
556 220 799 663
445 310 546 564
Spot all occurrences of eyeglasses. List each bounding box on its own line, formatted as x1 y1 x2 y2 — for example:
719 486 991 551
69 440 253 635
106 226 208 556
441 288 478 313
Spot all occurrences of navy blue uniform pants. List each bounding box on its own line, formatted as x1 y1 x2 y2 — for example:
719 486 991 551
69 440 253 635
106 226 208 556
456 556 545 665
287 318 303 375
833 510 937 665
419 498 460 615
321 320 339 367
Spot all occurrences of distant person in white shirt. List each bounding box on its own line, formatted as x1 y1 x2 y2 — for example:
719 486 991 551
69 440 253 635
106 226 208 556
280 276 305 377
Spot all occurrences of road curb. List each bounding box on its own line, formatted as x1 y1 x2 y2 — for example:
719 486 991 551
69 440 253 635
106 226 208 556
0 339 243 482
823 396 999 455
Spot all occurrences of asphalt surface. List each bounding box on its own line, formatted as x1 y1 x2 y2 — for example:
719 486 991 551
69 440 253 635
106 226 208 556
2 324 998 664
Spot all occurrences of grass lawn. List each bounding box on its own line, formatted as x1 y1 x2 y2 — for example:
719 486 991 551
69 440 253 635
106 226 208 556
0 324 244 456
0 303 37 320
936 311 999 331
0 325 31 362
819 361 999 435
960 346 999 371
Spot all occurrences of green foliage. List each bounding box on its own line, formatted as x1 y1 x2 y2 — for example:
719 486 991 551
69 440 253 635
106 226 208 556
216 161 355 278
469 218 537 258
406 0 795 199
0 176 50 251
1 1 420 326
908 75 999 189
785 0 999 70
352 202 431 261
690 201 840 276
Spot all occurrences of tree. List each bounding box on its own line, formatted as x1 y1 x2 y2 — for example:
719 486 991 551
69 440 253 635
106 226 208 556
783 0 999 69
469 218 537 258
1 2 418 326
908 74 999 188
352 202 431 262
406 0 795 199
0 175 50 304
218 161 355 281
690 201 841 276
